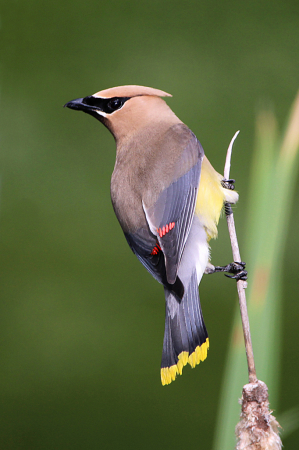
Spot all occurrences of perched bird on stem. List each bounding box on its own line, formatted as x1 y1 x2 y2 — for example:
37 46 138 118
65 85 244 385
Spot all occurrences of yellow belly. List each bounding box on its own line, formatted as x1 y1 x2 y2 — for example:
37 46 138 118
195 156 226 240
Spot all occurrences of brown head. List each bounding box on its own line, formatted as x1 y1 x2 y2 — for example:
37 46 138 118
65 85 181 144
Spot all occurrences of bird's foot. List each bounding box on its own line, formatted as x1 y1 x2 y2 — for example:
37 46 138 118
221 178 235 190
206 262 247 281
223 262 247 281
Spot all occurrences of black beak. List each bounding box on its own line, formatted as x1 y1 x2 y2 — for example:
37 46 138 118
64 96 106 122
64 97 90 112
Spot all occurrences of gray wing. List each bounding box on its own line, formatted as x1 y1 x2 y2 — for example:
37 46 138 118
143 134 204 284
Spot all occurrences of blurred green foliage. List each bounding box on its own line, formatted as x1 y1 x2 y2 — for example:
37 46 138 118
1 1 299 449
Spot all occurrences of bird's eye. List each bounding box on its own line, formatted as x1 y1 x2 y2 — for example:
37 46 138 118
107 98 123 112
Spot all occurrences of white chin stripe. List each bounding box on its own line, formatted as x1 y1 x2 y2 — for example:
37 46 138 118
94 109 107 118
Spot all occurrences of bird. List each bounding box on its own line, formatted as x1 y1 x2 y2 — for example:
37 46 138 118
65 85 244 385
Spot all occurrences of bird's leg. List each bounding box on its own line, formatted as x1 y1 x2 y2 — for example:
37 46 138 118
205 262 247 281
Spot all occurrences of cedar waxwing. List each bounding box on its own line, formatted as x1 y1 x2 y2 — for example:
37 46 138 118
65 85 246 385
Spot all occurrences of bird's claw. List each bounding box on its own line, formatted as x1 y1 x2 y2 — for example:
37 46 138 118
221 178 235 190
213 261 247 281
225 270 248 281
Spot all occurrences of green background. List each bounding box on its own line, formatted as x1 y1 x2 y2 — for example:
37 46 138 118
1 1 298 448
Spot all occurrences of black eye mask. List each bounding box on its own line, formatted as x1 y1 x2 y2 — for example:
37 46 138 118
82 96 131 114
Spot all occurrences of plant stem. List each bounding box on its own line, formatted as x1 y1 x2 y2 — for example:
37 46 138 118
224 132 257 383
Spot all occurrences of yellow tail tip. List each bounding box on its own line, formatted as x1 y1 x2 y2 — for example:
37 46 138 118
161 365 178 386
161 340 209 385
178 351 189 367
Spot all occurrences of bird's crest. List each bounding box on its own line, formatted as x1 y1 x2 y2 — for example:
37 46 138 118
93 85 172 99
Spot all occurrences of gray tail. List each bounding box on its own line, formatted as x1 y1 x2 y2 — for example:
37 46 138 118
161 271 209 385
